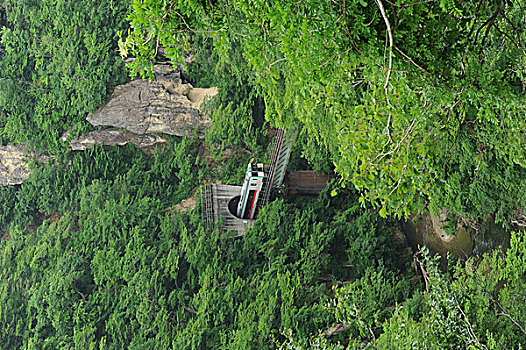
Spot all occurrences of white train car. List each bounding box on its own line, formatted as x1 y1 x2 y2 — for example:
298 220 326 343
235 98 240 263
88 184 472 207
236 163 265 219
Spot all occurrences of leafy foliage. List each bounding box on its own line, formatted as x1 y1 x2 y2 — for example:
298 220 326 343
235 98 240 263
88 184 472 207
377 235 526 349
0 138 198 231
121 0 526 221
186 33 269 186
1 1 525 349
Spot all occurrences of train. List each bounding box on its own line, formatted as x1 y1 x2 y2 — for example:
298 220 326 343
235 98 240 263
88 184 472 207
236 163 265 220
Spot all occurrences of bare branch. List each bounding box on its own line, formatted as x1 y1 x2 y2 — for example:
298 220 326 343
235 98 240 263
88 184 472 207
498 8 522 47
374 0 394 90
452 293 489 350
468 267 526 336
373 118 418 166
387 139 410 198
324 323 350 337
496 311 526 335
413 251 430 292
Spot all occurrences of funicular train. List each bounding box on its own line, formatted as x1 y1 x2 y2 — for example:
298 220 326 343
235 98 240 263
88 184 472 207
236 163 265 220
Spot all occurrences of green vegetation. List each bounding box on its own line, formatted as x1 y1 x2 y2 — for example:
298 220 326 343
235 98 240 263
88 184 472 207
281 233 526 349
0 0 128 152
0 146 417 348
0 0 525 349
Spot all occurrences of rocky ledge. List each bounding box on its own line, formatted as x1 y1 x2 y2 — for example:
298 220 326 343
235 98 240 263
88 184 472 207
7 64 218 186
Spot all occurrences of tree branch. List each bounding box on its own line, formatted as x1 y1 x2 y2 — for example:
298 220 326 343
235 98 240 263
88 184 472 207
267 57 287 71
394 46 432 75
375 0 394 90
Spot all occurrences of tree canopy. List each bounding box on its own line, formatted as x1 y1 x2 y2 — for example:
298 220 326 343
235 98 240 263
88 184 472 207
0 142 418 349
121 0 526 222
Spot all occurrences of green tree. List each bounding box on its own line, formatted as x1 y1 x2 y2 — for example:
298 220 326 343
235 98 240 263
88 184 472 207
120 0 526 221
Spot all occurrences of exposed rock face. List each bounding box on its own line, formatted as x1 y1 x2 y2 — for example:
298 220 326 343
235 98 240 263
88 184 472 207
0 145 51 186
62 128 168 151
86 64 218 138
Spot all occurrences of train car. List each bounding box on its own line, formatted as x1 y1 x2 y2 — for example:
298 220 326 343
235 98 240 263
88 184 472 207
236 163 265 219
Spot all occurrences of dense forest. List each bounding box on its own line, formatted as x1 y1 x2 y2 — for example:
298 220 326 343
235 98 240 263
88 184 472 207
0 0 525 349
